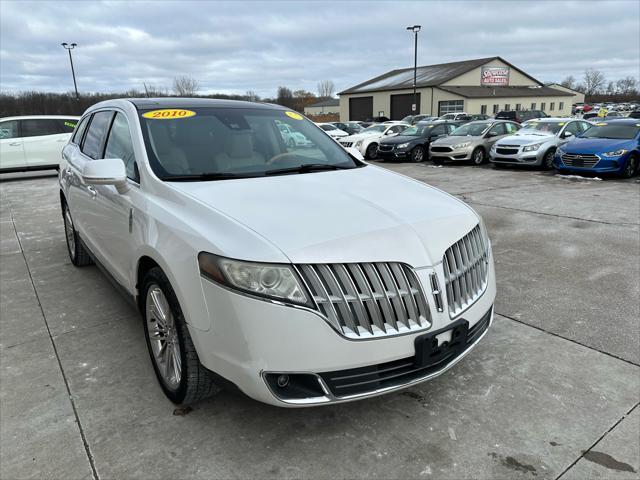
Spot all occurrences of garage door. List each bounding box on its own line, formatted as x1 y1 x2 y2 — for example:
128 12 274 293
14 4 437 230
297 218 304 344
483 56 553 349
349 97 373 121
390 93 420 120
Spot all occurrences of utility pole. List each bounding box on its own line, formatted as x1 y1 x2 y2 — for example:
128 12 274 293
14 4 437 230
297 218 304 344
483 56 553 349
61 43 79 100
406 25 421 113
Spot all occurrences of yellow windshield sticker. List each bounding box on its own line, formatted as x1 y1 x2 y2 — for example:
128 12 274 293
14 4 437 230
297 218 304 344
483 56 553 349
285 111 303 120
558 122 565 126
427 125 434 128
596 122 607 126
64 121 77 128
142 109 196 119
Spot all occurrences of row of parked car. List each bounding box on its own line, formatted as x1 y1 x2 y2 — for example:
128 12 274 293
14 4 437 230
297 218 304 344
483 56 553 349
332 116 640 179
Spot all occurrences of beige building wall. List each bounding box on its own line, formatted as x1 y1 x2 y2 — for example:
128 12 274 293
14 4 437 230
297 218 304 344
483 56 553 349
339 87 435 121
442 59 538 87
304 105 339 116
464 95 574 116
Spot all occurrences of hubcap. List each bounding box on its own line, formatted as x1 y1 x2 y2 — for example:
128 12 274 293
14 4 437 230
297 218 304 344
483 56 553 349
368 145 377 157
627 159 636 176
413 148 424 162
146 286 182 390
546 152 554 167
474 150 483 164
64 207 76 259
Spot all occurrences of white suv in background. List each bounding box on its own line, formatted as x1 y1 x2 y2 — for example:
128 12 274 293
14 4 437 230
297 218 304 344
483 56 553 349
0 115 79 173
59 98 495 407
339 122 409 159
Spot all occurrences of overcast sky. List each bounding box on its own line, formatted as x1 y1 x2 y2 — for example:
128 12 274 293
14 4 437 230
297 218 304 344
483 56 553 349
1 0 638 97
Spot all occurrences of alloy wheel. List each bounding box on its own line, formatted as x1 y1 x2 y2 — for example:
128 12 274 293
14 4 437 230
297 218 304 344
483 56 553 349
473 149 484 165
624 157 637 178
146 285 182 391
64 207 76 260
412 147 424 162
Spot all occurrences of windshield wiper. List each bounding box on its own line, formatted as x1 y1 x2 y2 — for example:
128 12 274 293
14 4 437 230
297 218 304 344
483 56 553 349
265 164 353 176
160 172 251 182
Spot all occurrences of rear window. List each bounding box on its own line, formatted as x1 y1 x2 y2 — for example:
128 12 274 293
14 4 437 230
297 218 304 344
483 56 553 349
582 124 640 140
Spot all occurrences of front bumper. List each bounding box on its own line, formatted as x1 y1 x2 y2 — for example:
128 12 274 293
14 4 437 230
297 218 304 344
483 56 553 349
429 146 473 162
377 146 410 160
553 152 627 173
188 259 496 407
489 146 544 165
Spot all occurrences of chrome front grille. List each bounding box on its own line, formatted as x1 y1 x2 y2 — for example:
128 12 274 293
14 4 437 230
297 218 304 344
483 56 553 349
442 225 489 317
561 153 600 168
340 141 353 148
297 263 431 339
378 145 394 151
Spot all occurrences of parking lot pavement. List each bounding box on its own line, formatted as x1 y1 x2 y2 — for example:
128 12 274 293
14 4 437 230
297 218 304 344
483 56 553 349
1 166 639 480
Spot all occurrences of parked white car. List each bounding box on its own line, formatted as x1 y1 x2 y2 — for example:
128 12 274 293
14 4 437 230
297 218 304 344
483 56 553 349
59 98 495 407
0 115 79 172
277 122 313 148
316 123 348 139
339 122 410 159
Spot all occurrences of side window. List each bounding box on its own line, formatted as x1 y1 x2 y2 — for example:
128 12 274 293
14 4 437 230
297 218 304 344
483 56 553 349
447 124 457 133
488 123 506 136
579 122 592 132
0 120 20 140
104 112 138 181
506 123 519 134
57 119 78 133
72 116 90 144
82 111 114 160
564 122 581 136
20 119 63 138
431 125 446 136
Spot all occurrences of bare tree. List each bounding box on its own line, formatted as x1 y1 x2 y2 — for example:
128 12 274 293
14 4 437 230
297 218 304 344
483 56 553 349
605 81 616 95
276 86 295 108
245 90 260 102
583 69 606 96
616 76 638 95
173 75 200 96
317 80 335 99
560 75 575 90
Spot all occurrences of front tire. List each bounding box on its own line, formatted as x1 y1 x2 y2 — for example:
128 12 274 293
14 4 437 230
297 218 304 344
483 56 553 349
63 202 92 267
471 147 486 165
365 143 378 160
410 145 425 163
622 155 638 179
541 149 555 170
142 267 220 405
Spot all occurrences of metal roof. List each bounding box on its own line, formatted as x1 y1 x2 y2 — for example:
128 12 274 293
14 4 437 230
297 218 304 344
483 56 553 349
437 86 572 98
338 57 544 95
307 98 339 108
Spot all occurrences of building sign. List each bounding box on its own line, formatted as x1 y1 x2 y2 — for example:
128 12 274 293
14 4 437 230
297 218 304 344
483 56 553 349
481 66 510 86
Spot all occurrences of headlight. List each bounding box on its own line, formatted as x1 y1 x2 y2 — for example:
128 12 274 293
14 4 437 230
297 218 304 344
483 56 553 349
602 149 627 157
397 142 410 148
198 252 311 307
355 140 363 148
523 142 543 152
453 141 471 149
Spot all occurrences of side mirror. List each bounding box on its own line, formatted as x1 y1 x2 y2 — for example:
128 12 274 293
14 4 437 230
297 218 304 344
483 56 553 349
563 131 574 138
82 158 129 194
486 131 498 138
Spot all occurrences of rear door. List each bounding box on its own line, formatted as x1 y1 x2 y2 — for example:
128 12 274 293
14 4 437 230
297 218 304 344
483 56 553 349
20 118 76 168
0 120 26 171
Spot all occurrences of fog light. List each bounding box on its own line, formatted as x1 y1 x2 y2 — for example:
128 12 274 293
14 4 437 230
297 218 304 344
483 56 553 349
277 374 290 388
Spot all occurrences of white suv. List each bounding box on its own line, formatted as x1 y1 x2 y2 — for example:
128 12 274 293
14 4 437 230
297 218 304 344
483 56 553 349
59 98 495 407
0 115 79 172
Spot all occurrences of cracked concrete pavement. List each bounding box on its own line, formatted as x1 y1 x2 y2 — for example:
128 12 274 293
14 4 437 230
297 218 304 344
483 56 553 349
1 165 639 479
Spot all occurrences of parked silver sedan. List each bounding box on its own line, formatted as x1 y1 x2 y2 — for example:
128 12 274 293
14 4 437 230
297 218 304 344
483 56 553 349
429 120 520 165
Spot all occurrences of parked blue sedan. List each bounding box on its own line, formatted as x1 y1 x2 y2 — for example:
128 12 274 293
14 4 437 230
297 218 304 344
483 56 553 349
554 119 640 178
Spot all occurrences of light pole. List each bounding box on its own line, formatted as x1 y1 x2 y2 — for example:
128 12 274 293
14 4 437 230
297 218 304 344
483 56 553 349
61 42 79 100
406 25 421 114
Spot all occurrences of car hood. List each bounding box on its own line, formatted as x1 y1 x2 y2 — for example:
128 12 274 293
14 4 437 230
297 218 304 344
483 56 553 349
432 135 480 146
562 137 633 153
168 166 478 267
380 135 422 145
496 132 555 146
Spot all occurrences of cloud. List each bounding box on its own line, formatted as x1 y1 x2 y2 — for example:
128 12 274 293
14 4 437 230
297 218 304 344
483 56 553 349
0 0 638 97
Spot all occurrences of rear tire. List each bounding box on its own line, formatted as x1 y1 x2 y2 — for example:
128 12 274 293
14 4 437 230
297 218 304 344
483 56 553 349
622 155 638 179
63 202 92 267
142 267 221 405
365 143 378 160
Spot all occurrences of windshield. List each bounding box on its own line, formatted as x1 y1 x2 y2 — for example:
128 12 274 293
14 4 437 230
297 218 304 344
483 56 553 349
581 124 640 139
319 124 336 131
139 107 359 180
520 121 563 134
362 125 386 133
399 125 430 136
451 123 490 136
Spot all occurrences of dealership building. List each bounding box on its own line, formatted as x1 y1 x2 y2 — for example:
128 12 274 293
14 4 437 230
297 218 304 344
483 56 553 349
338 57 575 121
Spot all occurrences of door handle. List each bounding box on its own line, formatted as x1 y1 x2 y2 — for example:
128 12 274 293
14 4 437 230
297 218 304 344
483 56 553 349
9 142 21 146
87 186 97 198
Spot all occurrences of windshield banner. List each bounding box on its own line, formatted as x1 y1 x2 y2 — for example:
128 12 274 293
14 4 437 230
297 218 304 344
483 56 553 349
481 67 510 86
